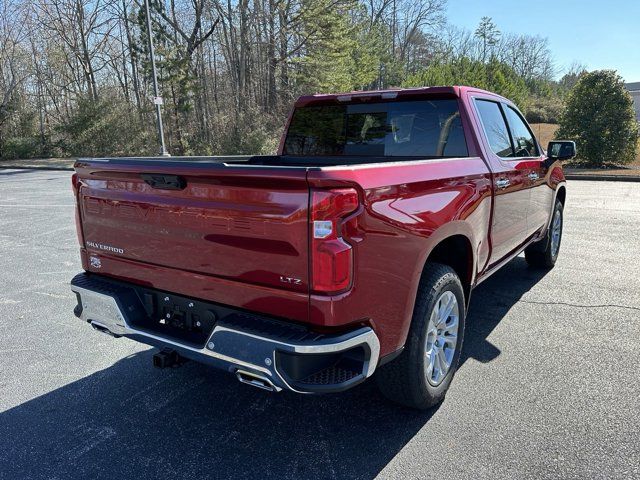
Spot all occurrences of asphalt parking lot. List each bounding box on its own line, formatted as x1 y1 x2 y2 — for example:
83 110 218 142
1 168 639 480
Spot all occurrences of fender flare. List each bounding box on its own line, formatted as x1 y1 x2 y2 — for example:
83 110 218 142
544 181 567 233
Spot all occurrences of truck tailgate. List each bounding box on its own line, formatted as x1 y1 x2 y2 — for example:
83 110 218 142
74 160 310 296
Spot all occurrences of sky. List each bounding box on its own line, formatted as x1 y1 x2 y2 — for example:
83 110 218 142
446 0 640 82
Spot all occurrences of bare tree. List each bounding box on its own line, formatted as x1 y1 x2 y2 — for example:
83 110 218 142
34 0 118 100
0 1 31 150
498 32 554 80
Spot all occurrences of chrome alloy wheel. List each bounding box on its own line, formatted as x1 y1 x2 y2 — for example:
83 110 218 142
550 208 562 258
425 291 459 386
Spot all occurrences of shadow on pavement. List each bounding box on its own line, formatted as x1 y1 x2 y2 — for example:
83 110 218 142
462 257 550 366
0 169 38 177
0 257 548 480
0 168 69 178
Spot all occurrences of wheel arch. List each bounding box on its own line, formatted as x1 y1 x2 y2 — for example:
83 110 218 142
421 234 475 304
556 185 566 206
544 182 567 233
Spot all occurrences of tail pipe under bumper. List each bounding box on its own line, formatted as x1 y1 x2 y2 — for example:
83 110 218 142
70 273 380 394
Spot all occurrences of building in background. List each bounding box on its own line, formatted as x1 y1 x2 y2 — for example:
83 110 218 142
626 82 640 122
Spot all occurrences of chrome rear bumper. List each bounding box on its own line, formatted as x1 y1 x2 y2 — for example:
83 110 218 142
70 273 380 393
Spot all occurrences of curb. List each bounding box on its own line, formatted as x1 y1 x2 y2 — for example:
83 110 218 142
0 165 74 172
565 174 640 182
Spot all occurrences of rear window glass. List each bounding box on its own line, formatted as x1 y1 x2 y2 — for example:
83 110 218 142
283 100 468 157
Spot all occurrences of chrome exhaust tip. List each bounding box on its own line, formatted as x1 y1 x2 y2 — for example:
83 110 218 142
236 369 279 392
90 321 121 338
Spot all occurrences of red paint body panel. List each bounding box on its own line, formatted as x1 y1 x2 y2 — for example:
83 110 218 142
78 247 310 322
77 163 310 293
73 86 566 358
75 162 313 326
306 158 493 353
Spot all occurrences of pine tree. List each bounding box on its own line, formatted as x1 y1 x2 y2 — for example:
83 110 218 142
474 16 500 62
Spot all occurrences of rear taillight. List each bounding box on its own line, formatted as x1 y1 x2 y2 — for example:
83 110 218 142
71 172 80 197
310 188 359 294
71 173 84 245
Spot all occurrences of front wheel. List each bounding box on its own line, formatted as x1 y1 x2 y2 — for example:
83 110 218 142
375 263 466 410
525 199 564 269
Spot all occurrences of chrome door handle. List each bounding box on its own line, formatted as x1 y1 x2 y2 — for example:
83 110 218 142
528 172 539 181
496 178 510 189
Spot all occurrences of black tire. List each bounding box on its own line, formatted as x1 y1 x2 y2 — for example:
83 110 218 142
375 263 466 410
525 199 564 269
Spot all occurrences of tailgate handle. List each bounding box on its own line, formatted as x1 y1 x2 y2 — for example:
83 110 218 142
141 173 186 190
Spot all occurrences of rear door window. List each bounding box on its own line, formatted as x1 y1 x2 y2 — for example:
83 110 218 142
283 99 468 157
475 99 514 158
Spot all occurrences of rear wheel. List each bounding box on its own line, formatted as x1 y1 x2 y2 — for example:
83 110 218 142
375 263 465 410
525 199 563 269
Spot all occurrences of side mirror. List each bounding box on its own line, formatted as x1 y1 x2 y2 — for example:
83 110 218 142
543 140 576 168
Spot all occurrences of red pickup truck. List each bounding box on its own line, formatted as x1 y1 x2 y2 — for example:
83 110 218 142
70 86 575 409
